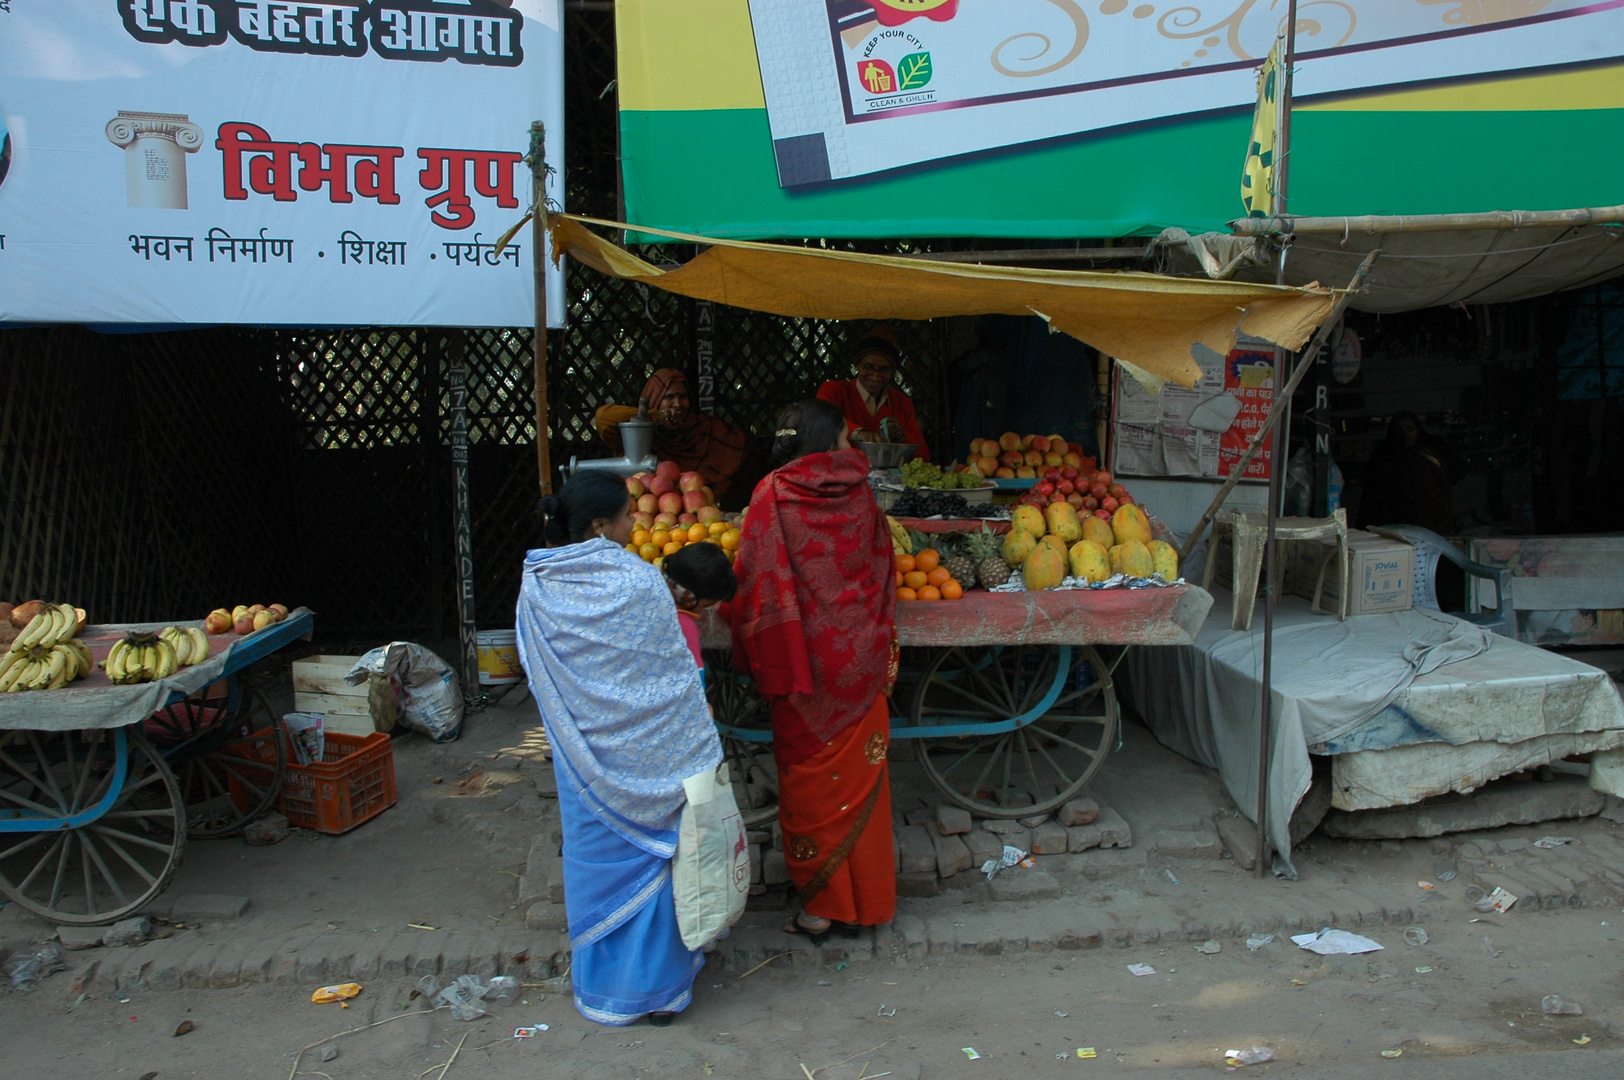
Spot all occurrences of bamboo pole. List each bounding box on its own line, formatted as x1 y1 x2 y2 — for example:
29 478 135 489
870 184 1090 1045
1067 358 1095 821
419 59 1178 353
530 121 553 496
1229 203 1624 237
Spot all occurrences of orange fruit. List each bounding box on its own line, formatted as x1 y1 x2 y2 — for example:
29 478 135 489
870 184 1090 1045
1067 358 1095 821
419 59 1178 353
663 541 683 556
708 521 729 536
638 542 660 562
687 523 709 542
914 549 940 572
895 570 904 587
902 570 928 590
926 567 951 588
650 529 671 549
916 585 941 601
720 529 742 551
895 553 916 573
941 580 963 599
631 529 652 548
896 587 918 601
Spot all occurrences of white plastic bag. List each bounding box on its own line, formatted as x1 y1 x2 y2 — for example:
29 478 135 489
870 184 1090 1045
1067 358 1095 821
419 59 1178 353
671 763 749 951
344 642 463 742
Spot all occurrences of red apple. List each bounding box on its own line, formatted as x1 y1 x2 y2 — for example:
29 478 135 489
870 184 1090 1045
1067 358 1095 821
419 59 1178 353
1029 435 1051 453
632 511 654 529
994 467 1015 479
204 610 232 635
978 455 999 476
647 474 674 497
678 512 698 525
1023 450 1045 467
999 450 1023 468
1062 452 1082 469
1057 480 1074 495
1015 465 1037 479
998 432 1022 452
682 489 708 513
658 492 684 515
1043 452 1064 467
678 471 706 493
268 603 290 620
654 512 678 528
637 493 658 515
1100 496 1119 513
1066 493 1086 509
697 505 723 524
233 613 256 635
655 460 681 482
626 476 647 498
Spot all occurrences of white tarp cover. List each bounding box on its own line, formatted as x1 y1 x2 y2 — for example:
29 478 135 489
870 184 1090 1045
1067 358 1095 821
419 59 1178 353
0 0 564 326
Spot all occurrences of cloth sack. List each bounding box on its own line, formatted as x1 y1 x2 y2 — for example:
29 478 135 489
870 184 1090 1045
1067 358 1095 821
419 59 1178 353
671 763 749 950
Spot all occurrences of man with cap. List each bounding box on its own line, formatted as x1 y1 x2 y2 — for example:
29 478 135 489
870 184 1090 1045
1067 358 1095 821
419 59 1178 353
816 324 930 461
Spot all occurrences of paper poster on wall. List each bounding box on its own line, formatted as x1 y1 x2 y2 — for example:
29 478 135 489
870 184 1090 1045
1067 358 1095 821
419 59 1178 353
1111 345 1273 482
0 0 564 327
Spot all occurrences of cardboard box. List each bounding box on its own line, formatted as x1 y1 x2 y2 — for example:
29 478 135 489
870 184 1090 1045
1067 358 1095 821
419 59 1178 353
292 654 385 736
1289 530 1414 616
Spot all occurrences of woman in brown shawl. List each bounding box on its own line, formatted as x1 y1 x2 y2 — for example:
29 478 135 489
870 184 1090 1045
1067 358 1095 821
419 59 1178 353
594 370 770 510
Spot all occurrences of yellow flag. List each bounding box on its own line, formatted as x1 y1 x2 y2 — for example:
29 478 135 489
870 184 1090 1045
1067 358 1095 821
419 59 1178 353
1241 41 1282 218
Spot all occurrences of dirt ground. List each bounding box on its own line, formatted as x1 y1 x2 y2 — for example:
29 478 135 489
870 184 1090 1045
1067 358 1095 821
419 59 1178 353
5 661 1624 1079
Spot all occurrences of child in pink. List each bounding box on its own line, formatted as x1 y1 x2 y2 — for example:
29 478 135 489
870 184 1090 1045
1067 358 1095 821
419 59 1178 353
661 542 737 684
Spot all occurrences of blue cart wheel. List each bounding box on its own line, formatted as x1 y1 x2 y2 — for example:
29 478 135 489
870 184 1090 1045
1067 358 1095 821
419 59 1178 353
907 644 1118 819
0 729 186 926
702 649 780 828
149 686 286 838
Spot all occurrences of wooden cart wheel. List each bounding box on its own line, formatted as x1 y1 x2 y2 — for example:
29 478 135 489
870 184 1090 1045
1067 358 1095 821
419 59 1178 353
0 728 186 926
908 643 1118 819
703 650 780 828
149 687 286 839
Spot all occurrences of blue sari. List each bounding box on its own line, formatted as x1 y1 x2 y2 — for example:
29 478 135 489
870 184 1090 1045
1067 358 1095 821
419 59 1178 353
516 539 721 1025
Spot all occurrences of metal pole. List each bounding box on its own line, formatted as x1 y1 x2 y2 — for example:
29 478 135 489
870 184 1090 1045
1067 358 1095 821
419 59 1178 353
531 121 553 495
1256 1 1298 878
448 332 481 712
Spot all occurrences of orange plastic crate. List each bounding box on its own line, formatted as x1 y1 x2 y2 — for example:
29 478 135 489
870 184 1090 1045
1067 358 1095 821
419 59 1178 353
278 730 397 835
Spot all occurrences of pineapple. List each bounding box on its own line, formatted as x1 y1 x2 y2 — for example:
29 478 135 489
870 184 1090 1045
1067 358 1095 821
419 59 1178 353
964 526 1012 589
939 537 976 591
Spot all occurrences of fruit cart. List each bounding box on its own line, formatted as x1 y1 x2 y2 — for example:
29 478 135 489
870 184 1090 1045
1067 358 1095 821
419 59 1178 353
0 610 314 925
703 586 1211 826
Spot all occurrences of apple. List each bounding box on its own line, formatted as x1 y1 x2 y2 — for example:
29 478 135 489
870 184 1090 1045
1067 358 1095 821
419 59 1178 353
1082 496 1099 511
678 512 698 525
999 450 1023 468
1034 481 1055 498
1047 434 1067 452
269 603 290 619
658 492 684 516
1057 480 1074 495
1015 465 1036 479
998 432 1022 452
1043 452 1064 467
655 460 681 482
1029 435 1051 453
702 486 716 506
697 505 723 524
1023 450 1044 467
678 471 706 493
967 438 984 457
637 493 658 515
682 489 709 513
647 473 675 497
232 605 250 621
632 511 654 529
204 610 232 635
233 613 257 635
253 610 277 631
994 467 1015 479
626 476 647 498
1062 452 1082 469
1066 493 1086 509
1100 496 1119 513
1094 469 1113 487
654 512 678 527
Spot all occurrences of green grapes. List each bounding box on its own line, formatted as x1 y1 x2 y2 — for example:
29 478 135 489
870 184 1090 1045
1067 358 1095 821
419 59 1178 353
900 460 983 489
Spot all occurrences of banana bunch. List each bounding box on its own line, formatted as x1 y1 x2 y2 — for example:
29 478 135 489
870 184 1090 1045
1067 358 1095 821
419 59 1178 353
8 602 81 653
887 514 912 556
159 626 211 668
0 639 94 691
105 634 178 685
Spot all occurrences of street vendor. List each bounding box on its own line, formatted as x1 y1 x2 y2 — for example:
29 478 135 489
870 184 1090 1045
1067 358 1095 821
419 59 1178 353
594 368 771 510
817 323 930 461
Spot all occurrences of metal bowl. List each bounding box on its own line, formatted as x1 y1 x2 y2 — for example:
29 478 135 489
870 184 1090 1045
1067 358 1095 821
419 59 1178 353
857 441 918 469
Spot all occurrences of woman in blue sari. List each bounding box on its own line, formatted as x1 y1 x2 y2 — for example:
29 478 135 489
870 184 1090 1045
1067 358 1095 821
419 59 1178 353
516 472 722 1027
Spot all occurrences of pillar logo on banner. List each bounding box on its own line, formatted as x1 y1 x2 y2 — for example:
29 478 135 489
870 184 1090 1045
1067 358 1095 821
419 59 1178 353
0 0 564 327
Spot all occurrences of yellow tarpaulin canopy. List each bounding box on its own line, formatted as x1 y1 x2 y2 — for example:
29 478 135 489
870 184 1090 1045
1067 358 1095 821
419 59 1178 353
549 215 1339 389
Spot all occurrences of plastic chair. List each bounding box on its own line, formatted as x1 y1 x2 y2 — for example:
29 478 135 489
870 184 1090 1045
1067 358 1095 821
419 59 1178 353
1367 525 1515 637
1204 508 1349 631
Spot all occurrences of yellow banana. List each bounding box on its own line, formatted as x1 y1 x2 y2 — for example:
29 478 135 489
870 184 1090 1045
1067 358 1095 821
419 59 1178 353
188 627 209 665
15 613 47 650
46 652 69 689
0 658 27 692
156 640 177 679
72 641 92 679
42 647 66 686
106 641 128 683
0 651 22 682
39 607 63 647
7 660 37 691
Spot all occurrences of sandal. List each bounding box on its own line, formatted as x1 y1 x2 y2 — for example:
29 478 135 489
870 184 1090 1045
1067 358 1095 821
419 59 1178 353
781 911 831 946
649 1011 676 1027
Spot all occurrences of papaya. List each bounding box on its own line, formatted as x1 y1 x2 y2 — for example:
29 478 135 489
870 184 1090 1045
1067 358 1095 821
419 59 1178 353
1107 544 1124 574
1111 503 1152 546
1119 539 1154 578
1012 504 1046 540
1148 539 1179 581
1080 515 1114 549
1068 539 1110 583
1023 542 1067 590
1044 501 1081 544
1040 533 1068 561
1002 527 1038 569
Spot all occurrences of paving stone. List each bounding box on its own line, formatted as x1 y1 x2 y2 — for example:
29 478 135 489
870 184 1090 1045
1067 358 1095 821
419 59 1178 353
896 824 937 874
1095 807 1133 848
102 917 151 948
1217 816 1258 869
1031 822 1068 855
872 920 895 958
468 937 501 978
150 894 250 922
1066 825 1102 852
1108 928 1133 948
518 834 564 909
964 829 1004 866
1057 797 1100 827
57 926 104 951
903 807 936 827
1054 927 1103 951
762 849 790 886
1155 827 1222 860
242 812 289 846
981 817 1027 836
891 914 926 959
1132 927 1160 944
999 790 1035 809
1322 775 1606 839
987 869 1060 902
925 916 958 955
1018 813 1050 829
206 941 254 989
931 831 973 877
936 805 972 835
182 945 222 989
525 903 553 930
895 872 940 898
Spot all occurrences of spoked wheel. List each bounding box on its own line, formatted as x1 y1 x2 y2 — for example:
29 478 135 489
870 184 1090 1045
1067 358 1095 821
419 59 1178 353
149 687 286 838
0 728 185 926
908 644 1118 819
703 650 779 828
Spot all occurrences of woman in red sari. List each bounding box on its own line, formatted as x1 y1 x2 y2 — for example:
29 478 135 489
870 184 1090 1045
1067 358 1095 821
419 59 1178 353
728 399 898 942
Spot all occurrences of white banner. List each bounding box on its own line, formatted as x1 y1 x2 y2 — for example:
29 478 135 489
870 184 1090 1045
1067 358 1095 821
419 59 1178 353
750 0 1624 188
0 0 564 327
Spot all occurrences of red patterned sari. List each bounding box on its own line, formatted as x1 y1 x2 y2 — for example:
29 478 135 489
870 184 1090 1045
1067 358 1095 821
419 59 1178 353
730 448 898 925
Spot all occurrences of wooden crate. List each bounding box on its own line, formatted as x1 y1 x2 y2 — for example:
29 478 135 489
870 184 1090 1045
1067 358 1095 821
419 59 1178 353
292 655 378 736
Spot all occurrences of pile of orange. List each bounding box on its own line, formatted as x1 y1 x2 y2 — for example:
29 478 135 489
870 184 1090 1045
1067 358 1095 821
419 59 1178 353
627 521 743 567
894 548 964 602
